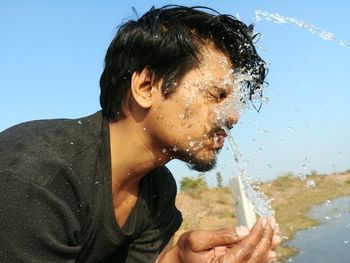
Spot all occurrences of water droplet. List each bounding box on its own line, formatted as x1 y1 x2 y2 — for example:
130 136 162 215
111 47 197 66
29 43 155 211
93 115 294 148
302 164 307 169
77 120 82 124
335 213 342 219
325 199 332 206
189 141 195 147
173 146 178 152
158 157 162 161
143 127 147 131
162 148 167 153
306 179 316 189
280 139 285 144
267 164 272 169
325 215 331 220
94 181 99 185
178 113 185 119
298 173 306 180
344 240 349 244
70 142 74 145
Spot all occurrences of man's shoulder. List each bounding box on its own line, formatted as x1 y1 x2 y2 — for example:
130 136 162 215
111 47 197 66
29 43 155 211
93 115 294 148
143 166 178 201
0 111 105 186
0 111 103 143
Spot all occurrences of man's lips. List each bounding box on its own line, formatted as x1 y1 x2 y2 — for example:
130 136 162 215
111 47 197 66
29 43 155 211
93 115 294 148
213 129 227 148
215 129 227 138
216 134 225 147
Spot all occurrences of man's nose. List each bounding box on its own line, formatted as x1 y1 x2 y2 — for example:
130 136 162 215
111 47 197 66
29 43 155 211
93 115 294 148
227 111 240 128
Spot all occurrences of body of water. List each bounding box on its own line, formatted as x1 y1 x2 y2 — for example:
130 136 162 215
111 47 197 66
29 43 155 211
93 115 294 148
286 196 350 262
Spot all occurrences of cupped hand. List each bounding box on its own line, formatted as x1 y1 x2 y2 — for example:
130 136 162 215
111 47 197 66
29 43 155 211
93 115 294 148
164 217 280 263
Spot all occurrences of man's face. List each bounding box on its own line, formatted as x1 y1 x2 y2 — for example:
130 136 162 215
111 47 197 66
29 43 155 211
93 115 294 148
149 46 243 171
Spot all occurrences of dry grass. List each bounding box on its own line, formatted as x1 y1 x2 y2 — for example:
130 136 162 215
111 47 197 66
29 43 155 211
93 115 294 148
175 172 350 262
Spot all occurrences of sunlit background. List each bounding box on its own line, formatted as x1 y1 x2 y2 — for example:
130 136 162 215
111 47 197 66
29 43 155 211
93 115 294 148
1 0 349 187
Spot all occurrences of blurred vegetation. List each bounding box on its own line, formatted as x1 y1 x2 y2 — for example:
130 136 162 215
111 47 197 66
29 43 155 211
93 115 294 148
216 172 223 188
180 174 208 199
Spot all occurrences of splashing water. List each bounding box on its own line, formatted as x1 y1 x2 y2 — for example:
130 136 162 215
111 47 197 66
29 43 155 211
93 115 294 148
255 10 350 48
226 130 275 217
306 179 316 189
210 66 274 218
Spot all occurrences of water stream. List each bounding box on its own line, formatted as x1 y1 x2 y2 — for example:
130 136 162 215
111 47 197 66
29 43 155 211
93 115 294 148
226 133 274 217
255 10 350 48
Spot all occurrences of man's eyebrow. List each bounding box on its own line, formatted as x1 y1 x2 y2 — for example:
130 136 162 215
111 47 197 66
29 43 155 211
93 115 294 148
213 83 232 92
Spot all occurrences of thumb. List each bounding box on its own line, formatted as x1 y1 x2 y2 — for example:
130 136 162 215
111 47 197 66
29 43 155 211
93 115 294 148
178 227 249 252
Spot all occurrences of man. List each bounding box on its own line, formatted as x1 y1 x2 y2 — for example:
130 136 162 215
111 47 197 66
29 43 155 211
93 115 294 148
0 5 280 263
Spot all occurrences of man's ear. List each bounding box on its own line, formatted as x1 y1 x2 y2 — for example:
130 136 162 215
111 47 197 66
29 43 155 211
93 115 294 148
130 68 160 109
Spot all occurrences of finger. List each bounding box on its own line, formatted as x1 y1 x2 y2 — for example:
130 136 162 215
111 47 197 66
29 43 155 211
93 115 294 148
178 227 249 252
247 217 275 263
218 217 267 262
271 234 281 250
267 250 277 261
271 222 281 250
214 246 230 257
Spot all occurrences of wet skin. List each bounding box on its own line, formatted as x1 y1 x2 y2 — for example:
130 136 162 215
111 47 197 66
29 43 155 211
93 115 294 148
141 45 241 172
157 217 281 263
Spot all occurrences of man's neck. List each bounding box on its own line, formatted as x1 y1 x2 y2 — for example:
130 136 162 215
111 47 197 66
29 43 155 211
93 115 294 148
108 118 169 227
108 118 168 195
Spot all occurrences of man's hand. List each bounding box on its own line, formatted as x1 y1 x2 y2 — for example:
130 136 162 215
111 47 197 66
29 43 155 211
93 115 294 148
158 217 280 263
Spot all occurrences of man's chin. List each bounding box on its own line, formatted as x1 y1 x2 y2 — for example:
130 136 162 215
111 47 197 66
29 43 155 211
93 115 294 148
186 157 217 172
174 147 218 172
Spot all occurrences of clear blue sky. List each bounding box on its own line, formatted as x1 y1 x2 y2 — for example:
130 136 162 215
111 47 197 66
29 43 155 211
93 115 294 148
1 0 349 187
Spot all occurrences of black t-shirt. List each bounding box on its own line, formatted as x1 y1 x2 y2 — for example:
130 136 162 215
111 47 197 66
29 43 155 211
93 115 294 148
0 111 182 262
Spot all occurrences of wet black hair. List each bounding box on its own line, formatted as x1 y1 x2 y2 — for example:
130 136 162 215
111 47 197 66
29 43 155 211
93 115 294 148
100 5 266 120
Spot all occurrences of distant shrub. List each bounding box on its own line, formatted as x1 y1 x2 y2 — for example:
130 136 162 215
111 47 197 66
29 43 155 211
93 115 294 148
216 172 223 188
180 175 208 198
310 170 318 176
280 171 294 178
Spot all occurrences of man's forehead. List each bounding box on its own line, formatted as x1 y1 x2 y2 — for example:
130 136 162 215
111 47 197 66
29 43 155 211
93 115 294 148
197 58 235 87
200 50 232 69
197 47 234 76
